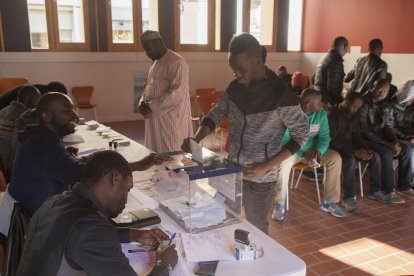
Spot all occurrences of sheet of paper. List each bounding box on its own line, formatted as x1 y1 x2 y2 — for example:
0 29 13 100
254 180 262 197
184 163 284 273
189 139 203 163
127 187 159 210
181 232 234 262
77 147 106 157
122 243 155 275
62 133 85 143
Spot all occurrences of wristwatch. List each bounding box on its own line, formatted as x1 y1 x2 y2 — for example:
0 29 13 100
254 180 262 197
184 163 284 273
156 260 172 274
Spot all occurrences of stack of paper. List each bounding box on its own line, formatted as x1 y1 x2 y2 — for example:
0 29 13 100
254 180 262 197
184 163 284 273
161 192 226 229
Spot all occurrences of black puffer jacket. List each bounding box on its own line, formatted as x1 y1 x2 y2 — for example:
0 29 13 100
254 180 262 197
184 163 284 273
314 49 345 105
359 93 396 145
345 53 388 94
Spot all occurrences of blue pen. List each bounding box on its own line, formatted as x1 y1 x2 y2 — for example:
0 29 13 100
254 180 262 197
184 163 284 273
169 233 176 245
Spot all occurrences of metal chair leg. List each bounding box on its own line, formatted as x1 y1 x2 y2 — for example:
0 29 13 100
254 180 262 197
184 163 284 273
294 169 303 190
313 167 322 205
358 161 363 197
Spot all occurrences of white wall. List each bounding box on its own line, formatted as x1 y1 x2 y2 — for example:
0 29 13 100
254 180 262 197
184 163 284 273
0 52 301 122
301 47 414 90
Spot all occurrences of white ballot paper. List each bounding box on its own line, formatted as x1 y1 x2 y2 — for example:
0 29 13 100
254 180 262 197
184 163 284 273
181 232 234 262
189 139 203 163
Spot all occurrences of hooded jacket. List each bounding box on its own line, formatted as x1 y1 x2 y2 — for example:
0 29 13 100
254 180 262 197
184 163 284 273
201 68 309 183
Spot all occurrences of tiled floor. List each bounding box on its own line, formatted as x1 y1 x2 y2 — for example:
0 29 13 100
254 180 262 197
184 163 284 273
106 120 414 275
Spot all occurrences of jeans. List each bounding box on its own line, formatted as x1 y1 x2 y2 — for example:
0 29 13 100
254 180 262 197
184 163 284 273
242 180 275 234
337 149 381 199
364 140 413 193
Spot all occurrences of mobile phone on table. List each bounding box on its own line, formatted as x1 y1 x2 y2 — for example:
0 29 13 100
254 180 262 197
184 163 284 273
194 260 219 276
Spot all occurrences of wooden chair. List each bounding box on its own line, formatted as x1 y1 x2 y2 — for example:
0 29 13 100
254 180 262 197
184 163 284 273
190 96 202 131
196 94 218 116
287 163 326 210
0 78 28 94
212 116 229 155
71 86 97 120
195 88 215 97
2 203 31 276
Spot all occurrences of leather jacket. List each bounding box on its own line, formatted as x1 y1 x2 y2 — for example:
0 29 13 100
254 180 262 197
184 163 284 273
345 53 388 94
314 49 345 105
386 98 414 140
359 93 397 145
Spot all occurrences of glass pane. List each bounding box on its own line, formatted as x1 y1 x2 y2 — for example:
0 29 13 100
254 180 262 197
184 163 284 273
215 0 221 50
236 0 243 34
56 0 85 43
27 0 49 49
111 0 134 44
249 0 274 45
141 0 158 32
287 0 303 51
180 0 208 45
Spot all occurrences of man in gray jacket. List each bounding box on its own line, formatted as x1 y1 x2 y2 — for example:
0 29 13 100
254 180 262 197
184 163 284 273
182 33 309 234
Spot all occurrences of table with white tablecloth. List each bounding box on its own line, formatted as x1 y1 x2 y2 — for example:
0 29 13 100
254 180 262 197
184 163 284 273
68 125 306 276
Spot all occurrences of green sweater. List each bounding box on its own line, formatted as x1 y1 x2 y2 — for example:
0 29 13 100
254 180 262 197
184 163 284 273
282 109 330 157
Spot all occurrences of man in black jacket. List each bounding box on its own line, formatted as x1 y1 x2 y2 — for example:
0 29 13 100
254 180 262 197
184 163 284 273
17 150 178 276
328 92 385 212
385 80 414 198
359 79 411 203
345 39 387 94
314 36 348 106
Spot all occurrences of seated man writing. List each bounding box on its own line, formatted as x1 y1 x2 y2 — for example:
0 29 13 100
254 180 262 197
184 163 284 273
17 150 177 275
273 89 345 221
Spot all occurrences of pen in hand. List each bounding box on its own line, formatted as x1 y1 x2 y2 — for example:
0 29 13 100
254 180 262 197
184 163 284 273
128 248 147 253
169 233 176 245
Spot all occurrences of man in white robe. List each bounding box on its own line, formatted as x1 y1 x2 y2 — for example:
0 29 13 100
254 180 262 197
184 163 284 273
139 30 193 153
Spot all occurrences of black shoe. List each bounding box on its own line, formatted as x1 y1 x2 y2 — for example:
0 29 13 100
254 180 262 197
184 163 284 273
367 191 390 204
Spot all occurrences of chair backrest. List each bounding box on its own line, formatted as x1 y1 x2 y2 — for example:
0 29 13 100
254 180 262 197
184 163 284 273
196 94 219 116
190 96 202 116
213 90 224 97
71 86 94 107
195 88 215 97
2 203 31 276
0 78 28 95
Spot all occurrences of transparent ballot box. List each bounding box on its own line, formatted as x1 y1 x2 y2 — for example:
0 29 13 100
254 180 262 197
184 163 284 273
153 148 243 233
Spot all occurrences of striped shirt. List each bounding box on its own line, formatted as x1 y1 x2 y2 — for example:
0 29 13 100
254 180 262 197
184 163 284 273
141 50 193 153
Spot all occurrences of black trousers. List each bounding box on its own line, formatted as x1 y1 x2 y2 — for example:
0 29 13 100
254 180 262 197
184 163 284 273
242 180 275 234
364 140 413 194
336 149 381 199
